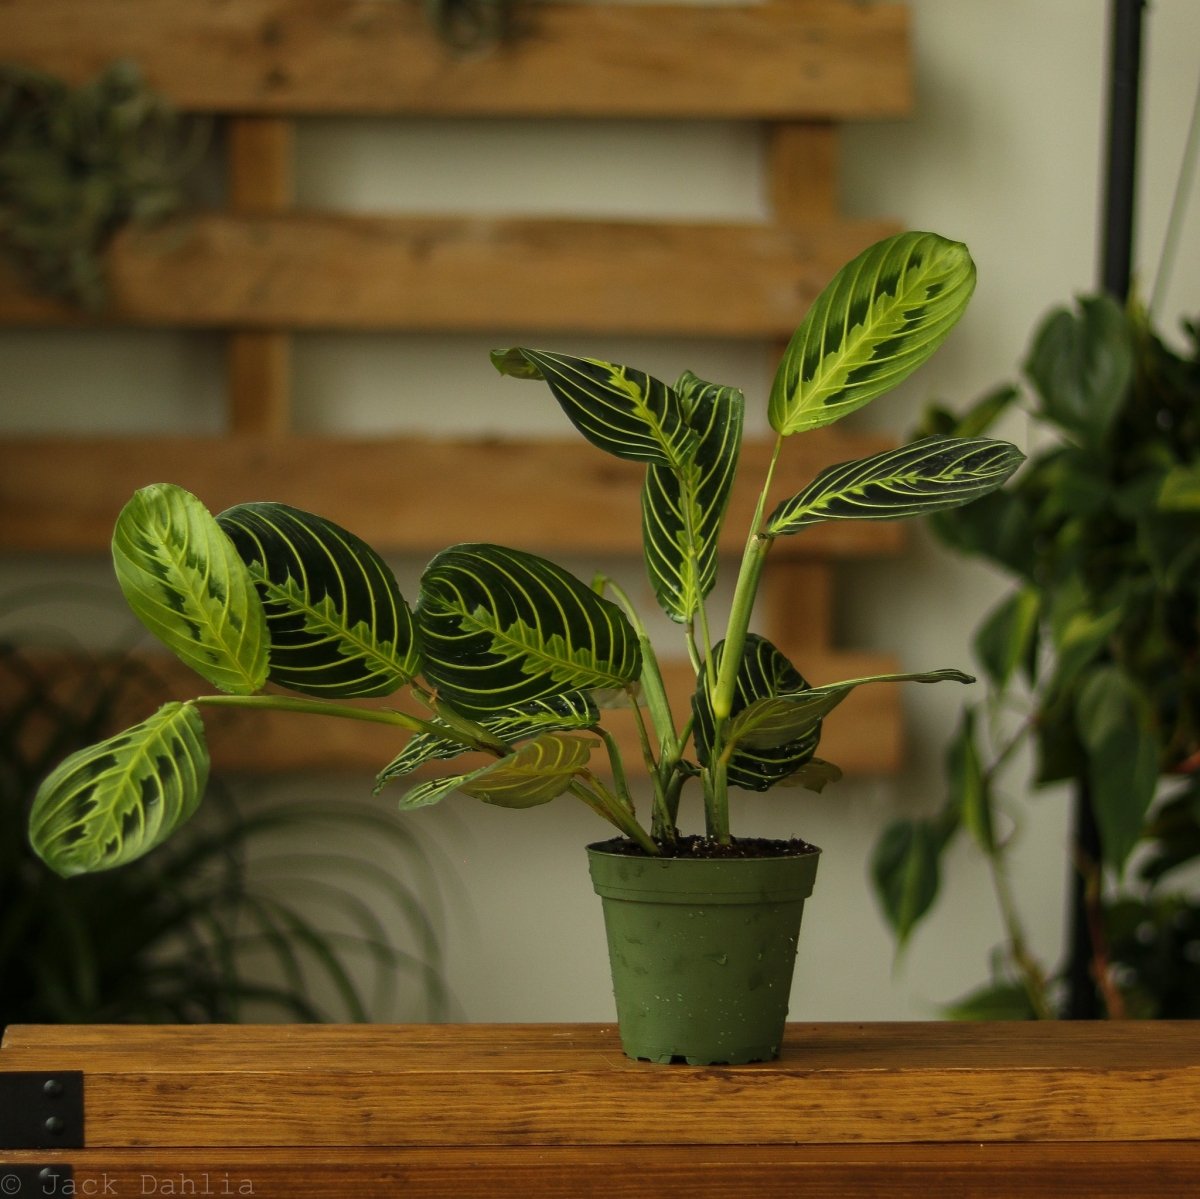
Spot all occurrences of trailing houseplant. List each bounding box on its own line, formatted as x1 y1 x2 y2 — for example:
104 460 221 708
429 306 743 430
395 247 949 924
870 295 1200 1019
27 230 1023 1061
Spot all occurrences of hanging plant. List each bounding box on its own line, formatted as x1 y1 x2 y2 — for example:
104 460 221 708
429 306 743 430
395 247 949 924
423 0 521 51
0 61 204 310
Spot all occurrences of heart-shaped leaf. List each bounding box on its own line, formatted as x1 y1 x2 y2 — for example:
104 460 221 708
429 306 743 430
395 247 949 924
112 484 268 694
642 371 744 623
417 543 641 716
766 436 1025 535
218 502 419 698
30 701 209 877
769 231 976 436
492 348 695 467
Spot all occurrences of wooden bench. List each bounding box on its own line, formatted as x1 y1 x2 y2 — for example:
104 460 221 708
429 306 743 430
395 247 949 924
1 1022 1197 1196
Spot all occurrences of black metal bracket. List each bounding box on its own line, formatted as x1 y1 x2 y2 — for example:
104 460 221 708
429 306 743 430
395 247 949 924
0 1165 75 1194
0 1073 84 1149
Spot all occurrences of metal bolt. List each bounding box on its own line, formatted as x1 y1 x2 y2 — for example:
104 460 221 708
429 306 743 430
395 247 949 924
44 1115 66 1135
42 1078 64 1098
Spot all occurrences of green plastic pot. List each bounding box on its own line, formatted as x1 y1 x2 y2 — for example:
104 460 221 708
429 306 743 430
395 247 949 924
587 841 821 1065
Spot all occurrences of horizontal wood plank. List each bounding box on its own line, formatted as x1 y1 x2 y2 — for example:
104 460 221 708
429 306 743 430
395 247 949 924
2 1143 1197 1199
0 434 905 557
0 1 912 119
0 213 898 336
2 1023 1197 1148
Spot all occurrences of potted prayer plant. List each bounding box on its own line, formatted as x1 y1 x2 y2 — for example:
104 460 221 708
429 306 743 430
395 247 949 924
29 231 1023 1063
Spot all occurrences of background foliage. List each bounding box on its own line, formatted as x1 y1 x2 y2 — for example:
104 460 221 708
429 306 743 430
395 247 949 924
871 296 1200 1018
1 590 448 1027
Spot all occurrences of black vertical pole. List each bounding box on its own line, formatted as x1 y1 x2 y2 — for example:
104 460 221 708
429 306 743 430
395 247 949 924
1064 0 1145 1021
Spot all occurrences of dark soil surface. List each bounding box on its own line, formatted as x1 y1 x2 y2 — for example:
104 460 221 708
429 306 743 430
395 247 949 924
591 835 819 860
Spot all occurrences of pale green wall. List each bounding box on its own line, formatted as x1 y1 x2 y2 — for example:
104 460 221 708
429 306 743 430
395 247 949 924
3 0 1198 1021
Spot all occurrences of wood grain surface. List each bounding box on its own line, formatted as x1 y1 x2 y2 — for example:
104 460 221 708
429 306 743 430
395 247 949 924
0 1 912 118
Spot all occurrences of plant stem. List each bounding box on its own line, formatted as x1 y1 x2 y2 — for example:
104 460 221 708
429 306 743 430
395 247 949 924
194 693 460 741
571 778 659 856
986 842 1054 1019
702 434 784 843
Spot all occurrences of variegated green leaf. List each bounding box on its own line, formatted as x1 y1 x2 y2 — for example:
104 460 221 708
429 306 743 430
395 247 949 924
417 543 641 716
729 668 975 751
395 732 594 811
218 502 419 699
692 635 821 793
766 436 1025 535
112 484 268 695
30 701 209 877
642 371 744 622
375 691 598 792
460 732 596 808
769 231 976 436
491 348 695 467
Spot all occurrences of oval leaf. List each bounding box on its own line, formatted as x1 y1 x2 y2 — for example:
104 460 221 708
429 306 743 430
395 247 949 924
1025 294 1133 450
769 231 976 435
460 731 596 808
870 818 945 949
395 732 594 811
1075 665 1160 872
218 502 419 698
417 543 641 716
492 348 695 467
112 484 268 694
375 691 598 792
30 701 209 877
642 371 744 622
728 668 975 752
692 635 821 793
766 436 1025 535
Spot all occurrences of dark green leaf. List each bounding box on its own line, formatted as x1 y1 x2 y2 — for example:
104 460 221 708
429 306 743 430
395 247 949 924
218 502 420 698
30 701 209 877
942 980 1039 1020
1025 294 1133 450
1075 665 1160 871
870 818 945 949
769 231 976 435
947 709 993 853
642 370 744 622
766 436 1024 535
973 587 1040 689
112 484 268 695
416 543 641 716
492 348 694 467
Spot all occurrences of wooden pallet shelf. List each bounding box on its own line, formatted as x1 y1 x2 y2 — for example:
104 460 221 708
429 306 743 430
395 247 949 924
0 0 919 781
1 1022 1197 1197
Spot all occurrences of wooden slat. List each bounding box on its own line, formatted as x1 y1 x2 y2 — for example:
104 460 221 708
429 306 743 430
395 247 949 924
0 434 906 557
0 1 912 119
0 214 898 335
227 117 296 434
3 1144 1199 1199
5 646 900 778
2 1023 1198 1148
